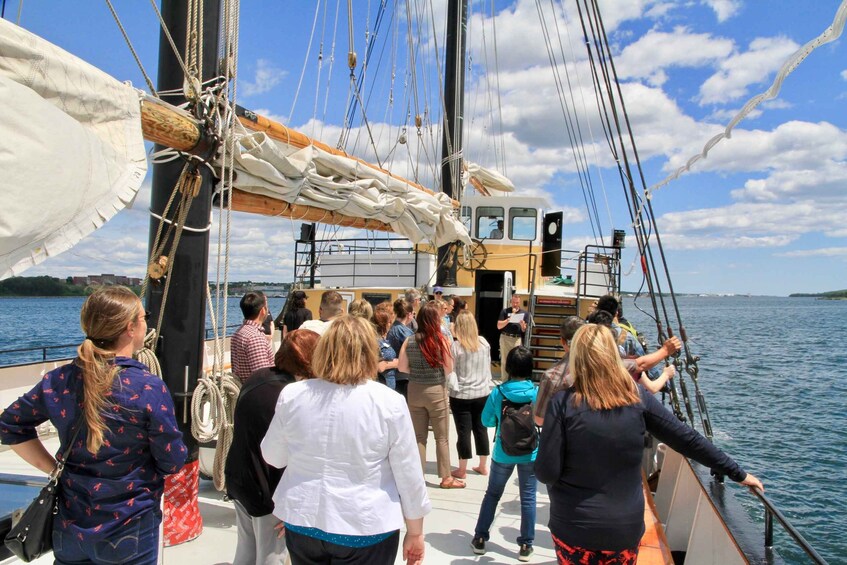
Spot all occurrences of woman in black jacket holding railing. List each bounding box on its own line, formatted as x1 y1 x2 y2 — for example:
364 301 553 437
535 323 763 565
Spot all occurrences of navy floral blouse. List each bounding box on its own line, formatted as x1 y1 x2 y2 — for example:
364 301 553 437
0 357 187 541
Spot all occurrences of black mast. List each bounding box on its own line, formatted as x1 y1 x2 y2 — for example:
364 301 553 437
436 0 468 288
146 1 221 461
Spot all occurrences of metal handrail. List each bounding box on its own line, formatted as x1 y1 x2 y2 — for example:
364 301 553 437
0 342 79 364
752 488 828 564
0 324 244 368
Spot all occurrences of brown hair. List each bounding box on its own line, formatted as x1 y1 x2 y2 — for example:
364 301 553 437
568 324 640 411
77 286 143 453
453 310 480 352
393 298 410 319
312 315 379 385
275 329 320 379
373 302 393 336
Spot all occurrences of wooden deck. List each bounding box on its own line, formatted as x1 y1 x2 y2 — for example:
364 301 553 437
639 472 675 564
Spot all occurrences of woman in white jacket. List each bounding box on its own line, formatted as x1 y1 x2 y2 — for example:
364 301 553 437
261 315 430 565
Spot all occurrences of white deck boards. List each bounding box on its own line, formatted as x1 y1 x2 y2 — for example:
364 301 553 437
1 417 557 564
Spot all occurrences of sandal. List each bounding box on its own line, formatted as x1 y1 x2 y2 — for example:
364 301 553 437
440 477 466 489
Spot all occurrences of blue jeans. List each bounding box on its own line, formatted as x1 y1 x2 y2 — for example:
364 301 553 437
474 460 537 546
53 510 159 565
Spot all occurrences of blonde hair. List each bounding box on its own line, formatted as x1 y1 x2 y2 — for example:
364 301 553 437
77 286 143 453
348 299 373 320
568 324 640 411
453 310 480 352
312 315 379 385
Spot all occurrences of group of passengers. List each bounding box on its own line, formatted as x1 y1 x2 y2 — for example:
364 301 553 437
0 286 764 565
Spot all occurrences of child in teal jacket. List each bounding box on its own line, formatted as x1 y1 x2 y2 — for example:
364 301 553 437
471 346 538 562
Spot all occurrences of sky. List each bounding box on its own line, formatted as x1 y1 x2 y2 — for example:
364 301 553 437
6 0 846 296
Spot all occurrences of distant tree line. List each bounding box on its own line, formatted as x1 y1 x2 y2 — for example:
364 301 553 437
789 289 847 298
0 276 141 297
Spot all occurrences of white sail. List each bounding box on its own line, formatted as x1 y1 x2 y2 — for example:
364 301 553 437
229 127 472 246
466 161 515 193
0 19 147 280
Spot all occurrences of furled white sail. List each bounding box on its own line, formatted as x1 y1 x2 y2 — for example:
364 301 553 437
0 19 147 280
229 127 473 247
466 161 515 193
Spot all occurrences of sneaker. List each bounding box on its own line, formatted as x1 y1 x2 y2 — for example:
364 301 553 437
471 536 486 555
518 543 533 562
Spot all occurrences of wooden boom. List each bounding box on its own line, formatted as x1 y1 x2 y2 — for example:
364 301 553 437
139 96 453 233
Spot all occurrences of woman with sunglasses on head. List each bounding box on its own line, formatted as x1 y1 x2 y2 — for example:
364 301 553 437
535 323 763 565
398 301 462 488
0 286 187 565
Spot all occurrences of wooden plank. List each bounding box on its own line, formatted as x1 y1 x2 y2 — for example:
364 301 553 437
639 471 675 564
230 190 394 232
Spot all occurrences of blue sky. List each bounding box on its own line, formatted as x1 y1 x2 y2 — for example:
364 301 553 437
8 0 847 295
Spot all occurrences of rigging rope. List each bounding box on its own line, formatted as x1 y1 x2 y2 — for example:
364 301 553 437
104 0 158 96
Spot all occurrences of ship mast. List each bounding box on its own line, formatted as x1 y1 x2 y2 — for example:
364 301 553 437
145 0 221 544
436 0 468 288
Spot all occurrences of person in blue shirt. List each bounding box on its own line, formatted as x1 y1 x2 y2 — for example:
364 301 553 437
386 298 415 398
0 286 186 565
470 346 538 562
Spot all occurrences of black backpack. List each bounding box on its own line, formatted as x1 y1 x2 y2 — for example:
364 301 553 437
496 384 538 456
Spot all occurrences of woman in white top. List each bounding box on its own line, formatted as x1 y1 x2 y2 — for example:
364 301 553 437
449 310 493 478
261 315 431 565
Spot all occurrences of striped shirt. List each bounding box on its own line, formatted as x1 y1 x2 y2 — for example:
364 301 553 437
450 337 493 400
231 319 274 382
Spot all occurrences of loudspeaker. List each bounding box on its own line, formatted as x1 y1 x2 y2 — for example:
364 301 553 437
541 212 562 277
299 223 316 242
612 229 626 248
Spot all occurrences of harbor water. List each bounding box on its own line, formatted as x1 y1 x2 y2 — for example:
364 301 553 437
0 294 844 562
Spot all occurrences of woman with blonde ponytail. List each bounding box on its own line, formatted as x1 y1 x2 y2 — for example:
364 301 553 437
535 324 764 565
0 286 187 565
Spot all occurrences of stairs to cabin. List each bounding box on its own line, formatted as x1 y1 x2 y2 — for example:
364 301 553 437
527 295 578 381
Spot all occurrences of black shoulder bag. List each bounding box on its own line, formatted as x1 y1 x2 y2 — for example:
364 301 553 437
4 417 84 562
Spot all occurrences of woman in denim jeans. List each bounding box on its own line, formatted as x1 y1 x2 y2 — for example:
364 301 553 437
470 346 538 562
0 286 186 565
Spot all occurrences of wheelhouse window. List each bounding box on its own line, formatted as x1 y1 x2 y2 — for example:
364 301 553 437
461 206 472 233
477 206 504 239
509 207 537 241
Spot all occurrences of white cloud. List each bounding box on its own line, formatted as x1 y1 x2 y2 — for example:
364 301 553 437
239 59 286 97
656 198 847 252
776 247 847 258
841 70 847 81
702 0 741 23
699 36 799 104
616 27 734 85
660 233 796 250
661 120 847 196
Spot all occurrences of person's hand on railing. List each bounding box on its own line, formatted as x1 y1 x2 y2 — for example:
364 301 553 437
740 472 764 492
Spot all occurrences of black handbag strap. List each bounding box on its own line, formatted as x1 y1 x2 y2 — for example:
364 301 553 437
50 414 85 484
